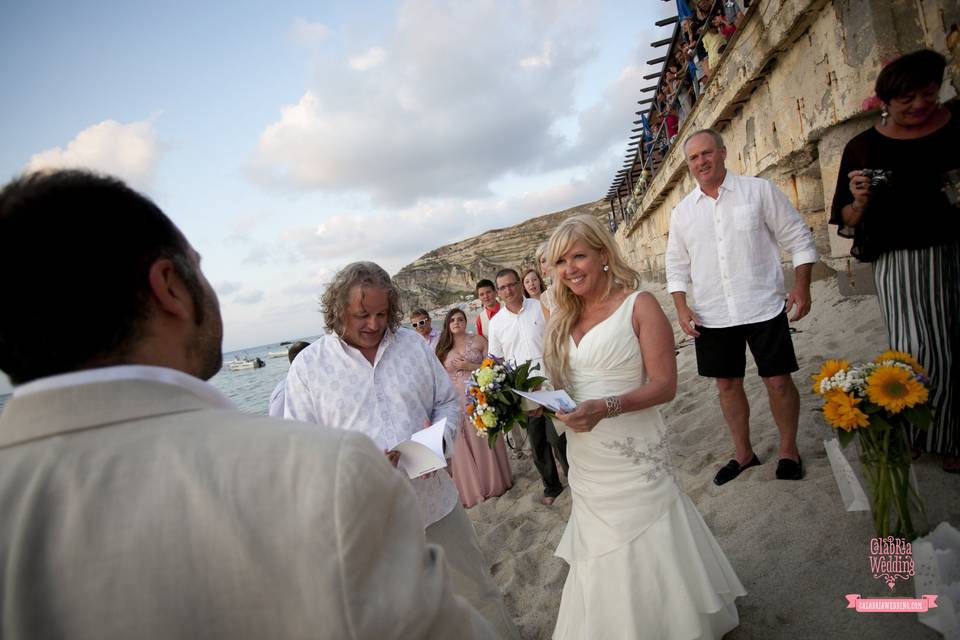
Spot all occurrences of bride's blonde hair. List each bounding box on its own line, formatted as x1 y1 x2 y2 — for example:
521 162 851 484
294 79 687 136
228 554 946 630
543 215 640 389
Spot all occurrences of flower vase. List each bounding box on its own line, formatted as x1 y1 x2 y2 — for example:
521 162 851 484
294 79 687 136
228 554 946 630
858 426 929 541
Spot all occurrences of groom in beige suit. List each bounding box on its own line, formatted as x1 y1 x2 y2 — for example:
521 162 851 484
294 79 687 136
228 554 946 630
0 170 494 640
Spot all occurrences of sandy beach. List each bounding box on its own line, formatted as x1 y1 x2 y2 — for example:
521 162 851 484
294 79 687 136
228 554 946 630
463 276 960 639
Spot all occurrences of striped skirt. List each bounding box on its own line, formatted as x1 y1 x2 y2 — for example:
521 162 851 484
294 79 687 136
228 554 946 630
874 241 960 456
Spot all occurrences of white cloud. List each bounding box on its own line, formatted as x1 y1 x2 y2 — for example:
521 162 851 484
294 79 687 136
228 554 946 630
519 42 553 69
349 47 387 71
252 0 599 206
290 18 331 47
215 281 242 296
273 166 609 275
25 119 159 191
234 290 265 305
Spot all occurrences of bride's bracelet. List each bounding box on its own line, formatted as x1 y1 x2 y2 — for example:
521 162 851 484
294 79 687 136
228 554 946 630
604 395 622 419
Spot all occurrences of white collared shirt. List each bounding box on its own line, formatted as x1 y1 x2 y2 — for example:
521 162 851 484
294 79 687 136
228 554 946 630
665 172 818 328
283 327 461 527
487 298 546 374
13 364 235 409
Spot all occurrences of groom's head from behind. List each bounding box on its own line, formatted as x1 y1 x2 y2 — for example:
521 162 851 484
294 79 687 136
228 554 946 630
0 170 223 385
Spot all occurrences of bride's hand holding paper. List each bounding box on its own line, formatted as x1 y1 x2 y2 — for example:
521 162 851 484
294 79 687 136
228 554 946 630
554 398 607 433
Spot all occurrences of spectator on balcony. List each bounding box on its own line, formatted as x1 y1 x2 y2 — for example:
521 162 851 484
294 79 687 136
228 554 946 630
722 0 742 26
701 21 727 76
713 14 736 39
665 107 680 142
695 0 716 22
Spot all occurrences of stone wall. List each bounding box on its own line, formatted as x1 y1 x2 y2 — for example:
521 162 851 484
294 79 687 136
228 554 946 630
614 0 959 292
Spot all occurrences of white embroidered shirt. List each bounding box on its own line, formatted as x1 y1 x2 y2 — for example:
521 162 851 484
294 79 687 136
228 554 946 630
283 327 461 526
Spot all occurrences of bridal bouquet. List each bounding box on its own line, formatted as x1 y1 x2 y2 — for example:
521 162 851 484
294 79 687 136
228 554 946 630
465 356 547 448
812 350 932 539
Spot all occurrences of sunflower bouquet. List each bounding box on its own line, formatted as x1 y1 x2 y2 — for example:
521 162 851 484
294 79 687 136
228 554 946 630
813 350 932 539
465 356 547 449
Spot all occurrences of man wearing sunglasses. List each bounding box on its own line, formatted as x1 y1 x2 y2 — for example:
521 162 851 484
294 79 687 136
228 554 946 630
410 308 439 347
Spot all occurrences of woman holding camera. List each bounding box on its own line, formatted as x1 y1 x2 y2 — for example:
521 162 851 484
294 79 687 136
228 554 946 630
830 49 960 472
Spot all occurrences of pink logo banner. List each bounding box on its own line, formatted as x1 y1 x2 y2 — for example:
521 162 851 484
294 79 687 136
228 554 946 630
845 594 939 613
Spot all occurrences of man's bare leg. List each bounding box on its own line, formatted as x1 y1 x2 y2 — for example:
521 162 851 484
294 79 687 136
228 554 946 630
716 377 755 465
762 374 800 462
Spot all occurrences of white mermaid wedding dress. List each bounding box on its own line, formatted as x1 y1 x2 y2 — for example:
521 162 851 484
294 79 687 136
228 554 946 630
553 292 746 640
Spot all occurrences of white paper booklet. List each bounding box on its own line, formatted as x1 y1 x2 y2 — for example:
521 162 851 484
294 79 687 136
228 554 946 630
390 418 448 479
512 389 577 413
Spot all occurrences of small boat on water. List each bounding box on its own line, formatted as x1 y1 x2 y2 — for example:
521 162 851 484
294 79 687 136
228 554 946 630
226 356 265 371
267 350 288 358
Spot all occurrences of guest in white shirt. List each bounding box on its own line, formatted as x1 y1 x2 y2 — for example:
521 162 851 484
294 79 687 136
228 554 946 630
488 268 569 505
0 170 495 640
284 262 519 639
665 129 818 486
267 340 310 417
410 308 440 347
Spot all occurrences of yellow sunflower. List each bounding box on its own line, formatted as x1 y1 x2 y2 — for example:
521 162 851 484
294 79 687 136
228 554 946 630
480 359 494 369
811 359 849 394
875 350 925 375
822 390 870 431
866 365 929 413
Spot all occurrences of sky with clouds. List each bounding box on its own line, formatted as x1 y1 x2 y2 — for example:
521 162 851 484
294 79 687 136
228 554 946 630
0 0 675 373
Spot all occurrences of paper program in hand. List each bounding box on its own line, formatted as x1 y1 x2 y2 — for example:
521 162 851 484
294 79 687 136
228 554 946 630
389 418 448 479
512 389 577 413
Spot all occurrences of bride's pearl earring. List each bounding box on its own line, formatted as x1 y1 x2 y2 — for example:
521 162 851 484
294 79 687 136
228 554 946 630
603 264 609 272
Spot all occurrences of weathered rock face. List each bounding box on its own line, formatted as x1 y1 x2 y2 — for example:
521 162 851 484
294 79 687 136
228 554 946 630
394 199 609 311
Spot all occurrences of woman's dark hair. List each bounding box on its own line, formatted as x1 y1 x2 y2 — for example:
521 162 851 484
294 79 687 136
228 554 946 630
0 170 201 384
435 308 467 365
875 49 946 103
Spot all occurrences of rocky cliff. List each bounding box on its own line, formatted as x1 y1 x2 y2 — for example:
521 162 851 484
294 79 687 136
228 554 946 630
394 199 608 310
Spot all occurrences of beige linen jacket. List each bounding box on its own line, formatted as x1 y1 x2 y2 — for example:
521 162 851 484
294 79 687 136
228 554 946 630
0 379 495 640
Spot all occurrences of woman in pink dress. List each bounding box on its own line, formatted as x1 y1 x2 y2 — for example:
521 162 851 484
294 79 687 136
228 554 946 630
436 308 513 507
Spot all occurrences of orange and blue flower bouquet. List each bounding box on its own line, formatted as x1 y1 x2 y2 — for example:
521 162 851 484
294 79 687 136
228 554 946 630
465 356 546 449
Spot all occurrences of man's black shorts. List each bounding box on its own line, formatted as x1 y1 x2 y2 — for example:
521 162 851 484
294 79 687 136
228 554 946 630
694 311 798 378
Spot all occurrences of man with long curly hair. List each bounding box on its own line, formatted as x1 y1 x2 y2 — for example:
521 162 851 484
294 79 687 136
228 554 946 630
284 261 519 639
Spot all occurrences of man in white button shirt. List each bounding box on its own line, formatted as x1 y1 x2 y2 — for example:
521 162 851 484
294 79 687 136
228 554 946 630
488 268 569 505
0 170 494 640
284 262 519 639
665 129 818 486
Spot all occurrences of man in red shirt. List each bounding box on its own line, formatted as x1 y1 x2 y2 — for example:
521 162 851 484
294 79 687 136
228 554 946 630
474 279 500 338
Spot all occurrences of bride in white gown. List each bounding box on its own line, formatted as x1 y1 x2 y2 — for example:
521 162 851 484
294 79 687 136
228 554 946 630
543 215 745 640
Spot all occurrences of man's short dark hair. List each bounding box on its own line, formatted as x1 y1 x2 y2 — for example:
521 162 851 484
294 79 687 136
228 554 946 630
287 341 311 364
495 268 520 283
410 308 430 319
475 279 495 293
0 170 202 384
875 49 946 103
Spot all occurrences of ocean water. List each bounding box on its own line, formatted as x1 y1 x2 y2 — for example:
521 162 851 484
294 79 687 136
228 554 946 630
0 339 319 418
209 340 322 414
